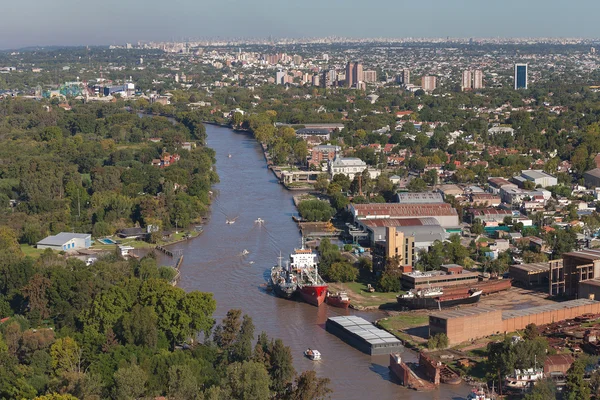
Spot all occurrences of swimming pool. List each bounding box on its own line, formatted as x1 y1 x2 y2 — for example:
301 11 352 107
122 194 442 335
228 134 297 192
98 238 116 245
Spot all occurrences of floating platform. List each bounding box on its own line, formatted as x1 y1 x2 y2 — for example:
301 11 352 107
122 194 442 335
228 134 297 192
326 316 403 356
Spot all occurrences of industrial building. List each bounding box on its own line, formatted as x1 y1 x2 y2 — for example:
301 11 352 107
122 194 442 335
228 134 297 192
396 192 444 204
550 249 600 297
372 226 415 273
513 170 558 188
348 203 459 228
326 316 403 355
509 262 551 287
401 265 480 290
37 232 92 251
430 299 600 345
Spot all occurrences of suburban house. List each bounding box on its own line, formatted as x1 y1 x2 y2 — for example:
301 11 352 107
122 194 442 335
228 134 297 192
37 232 92 251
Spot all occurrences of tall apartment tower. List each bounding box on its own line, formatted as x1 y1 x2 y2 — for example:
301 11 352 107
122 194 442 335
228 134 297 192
402 68 411 85
345 61 364 87
421 75 437 92
514 63 528 90
461 70 472 91
473 70 483 89
363 70 377 83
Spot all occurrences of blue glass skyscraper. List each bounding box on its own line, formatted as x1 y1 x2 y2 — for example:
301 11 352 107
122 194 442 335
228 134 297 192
514 63 528 89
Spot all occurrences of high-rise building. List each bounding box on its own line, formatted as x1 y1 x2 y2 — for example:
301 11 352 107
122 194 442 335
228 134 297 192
461 70 472 91
354 62 363 84
462 70 484 91
276 70 286 85
292 55 303 65
363 70 377 83
321 69 337 88
312 74 320 87
421 76 437 92
345 61 364 87
514 64 528 90
345 62 355 87
473 70 483 89
402 68 411 85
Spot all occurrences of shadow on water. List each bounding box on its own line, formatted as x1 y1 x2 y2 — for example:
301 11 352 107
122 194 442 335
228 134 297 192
369 362 392 382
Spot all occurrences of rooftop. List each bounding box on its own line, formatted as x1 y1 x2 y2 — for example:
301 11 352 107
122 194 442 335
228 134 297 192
563 249 600 261
327 316 401 346
396 192 444 204
521 170 556 180
501 299 599 320
360 217 439 228
37 232 91 246
510 262 550 274
351 203 457 218
431 307 498 320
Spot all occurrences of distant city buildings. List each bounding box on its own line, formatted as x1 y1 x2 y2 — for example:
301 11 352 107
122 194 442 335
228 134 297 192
515 63 528 89
421 75 437 91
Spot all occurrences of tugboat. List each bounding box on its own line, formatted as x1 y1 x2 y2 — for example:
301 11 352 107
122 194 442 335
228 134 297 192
270 255 298 299
326 291 351 309
505 368 544 389
290 248 328 306
304 348 321 361
397 287 482 310
467 387 493 400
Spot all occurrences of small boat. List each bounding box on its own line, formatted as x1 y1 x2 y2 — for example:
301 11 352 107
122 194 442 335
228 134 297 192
304 348 321 361
249 261 255 265
326 291 351 309
466 387 493 400
228 154 232 158
505 368 544 389
226 218 236 225
255 218 264 224
242 249 249 256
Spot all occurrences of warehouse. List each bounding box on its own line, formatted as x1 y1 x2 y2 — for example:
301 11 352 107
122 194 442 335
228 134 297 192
430 299 600 345
509 262 550 287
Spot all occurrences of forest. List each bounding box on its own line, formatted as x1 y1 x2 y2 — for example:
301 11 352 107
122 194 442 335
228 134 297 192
0 240 330 399
0 98 216 244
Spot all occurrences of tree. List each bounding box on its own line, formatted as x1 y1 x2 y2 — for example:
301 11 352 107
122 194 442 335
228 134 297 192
168 364 200 400
471 220 484 235
231 314 255 363
50 337 82 375
286 370 332 400
565 358 591 400
427 333 449 350
523 378 557 400
268 338 295 396
324 262 358 283
298 200 334 222
313 174 329 193
524 323 539 340
407 177 427 192
114 364 147 400
226 361 271 400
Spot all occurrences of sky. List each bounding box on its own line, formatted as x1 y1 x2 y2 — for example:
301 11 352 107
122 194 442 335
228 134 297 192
1 0 599 49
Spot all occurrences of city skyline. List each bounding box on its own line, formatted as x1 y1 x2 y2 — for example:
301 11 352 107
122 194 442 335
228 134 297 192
1 0 600 49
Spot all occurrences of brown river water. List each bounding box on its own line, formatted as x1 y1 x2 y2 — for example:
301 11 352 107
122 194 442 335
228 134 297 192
165 124 472 400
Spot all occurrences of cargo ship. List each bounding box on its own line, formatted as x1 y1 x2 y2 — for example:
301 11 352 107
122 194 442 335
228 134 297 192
397 287 482 310
326 291 351 309
290 248 328 306
270 255 298 300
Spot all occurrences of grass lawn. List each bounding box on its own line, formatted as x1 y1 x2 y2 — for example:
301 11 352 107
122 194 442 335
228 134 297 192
20 244 46 259
378 313 430 331
329 281 402 308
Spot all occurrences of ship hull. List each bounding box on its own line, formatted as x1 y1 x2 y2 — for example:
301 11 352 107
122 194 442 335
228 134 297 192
299 285 328 306
273 283 297 299
397 293 481 310
326 296 351 309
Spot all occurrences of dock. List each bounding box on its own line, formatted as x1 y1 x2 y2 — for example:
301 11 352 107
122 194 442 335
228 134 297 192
325 316 403 356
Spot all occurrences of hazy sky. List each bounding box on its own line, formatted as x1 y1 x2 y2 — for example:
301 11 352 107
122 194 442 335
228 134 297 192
1 0 599 49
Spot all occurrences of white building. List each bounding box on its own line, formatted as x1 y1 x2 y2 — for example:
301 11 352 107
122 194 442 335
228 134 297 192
515 170 558 188
328 157 380 180
37 232 91 251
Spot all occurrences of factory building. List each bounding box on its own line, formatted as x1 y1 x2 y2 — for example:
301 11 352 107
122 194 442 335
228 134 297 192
430 299 600 345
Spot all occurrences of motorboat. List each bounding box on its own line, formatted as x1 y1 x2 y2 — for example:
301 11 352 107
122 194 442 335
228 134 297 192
255 218 264 224
467 387 493 400
249 261 255 265
226 219 236 225
304 348 321 361
228 154 232 158
242 249 249 256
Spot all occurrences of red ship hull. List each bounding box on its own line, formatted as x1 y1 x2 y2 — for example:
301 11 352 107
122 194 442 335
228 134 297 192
299 285 328 306
326 295 351 309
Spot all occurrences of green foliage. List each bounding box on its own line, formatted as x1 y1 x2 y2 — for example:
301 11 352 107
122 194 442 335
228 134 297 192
297 200 334 222
325 262 358 283
566 358 591 400
407 177 427 192
427 333 449 350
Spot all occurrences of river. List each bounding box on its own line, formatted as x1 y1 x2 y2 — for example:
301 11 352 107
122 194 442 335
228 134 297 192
167 124 471 400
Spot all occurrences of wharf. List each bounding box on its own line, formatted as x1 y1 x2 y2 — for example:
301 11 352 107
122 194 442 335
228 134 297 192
326 316 403 356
